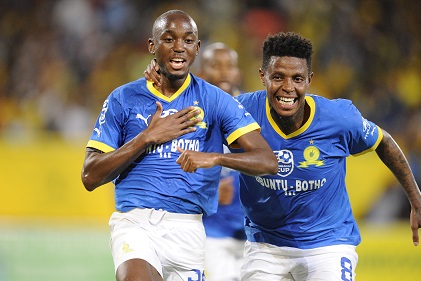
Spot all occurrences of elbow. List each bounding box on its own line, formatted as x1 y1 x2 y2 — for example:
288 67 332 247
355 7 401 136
267 154 278 175
81 171 98 192
270 164 278 175
254 153 278 176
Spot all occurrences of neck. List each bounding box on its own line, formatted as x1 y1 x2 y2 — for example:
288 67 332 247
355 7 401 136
271 101 310 135
155 73 188 97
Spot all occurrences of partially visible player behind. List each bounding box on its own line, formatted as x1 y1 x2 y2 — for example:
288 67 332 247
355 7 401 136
200 43 245 281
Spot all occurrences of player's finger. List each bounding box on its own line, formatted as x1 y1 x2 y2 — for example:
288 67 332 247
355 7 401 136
155 101 163 115
156 101 162 113
152 58 159 72
175 106 197 117
174 107 202 126
176 147 185 165
412 227 419 246
144 59 161 86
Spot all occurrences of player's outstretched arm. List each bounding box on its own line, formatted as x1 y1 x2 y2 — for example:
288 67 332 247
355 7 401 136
375 129 421 246
81 102 201 191
176 130 278 176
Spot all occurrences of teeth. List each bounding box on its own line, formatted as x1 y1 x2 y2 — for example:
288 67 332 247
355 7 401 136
277 97 295 105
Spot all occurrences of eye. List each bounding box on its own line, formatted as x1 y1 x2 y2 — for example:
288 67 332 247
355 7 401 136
294 76 305 83
163 37 173 43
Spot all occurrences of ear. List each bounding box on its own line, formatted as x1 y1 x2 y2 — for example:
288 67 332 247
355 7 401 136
259 68 265 85
308 71 314 84
148 38 155 54
196 40 201 56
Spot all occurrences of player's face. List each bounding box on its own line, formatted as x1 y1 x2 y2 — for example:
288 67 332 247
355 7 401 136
201 49 240 96
260 56 312 118
149 14 200 81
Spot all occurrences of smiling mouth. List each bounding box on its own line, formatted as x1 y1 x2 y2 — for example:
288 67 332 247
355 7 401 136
276 96 297 106
170 58 186 69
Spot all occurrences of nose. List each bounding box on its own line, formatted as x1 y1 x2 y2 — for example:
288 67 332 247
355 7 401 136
173 39 185 53
219 65 230 77
282 78 293 93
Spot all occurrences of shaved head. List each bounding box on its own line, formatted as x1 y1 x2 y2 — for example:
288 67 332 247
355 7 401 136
152 10 198 39
201 42 238 66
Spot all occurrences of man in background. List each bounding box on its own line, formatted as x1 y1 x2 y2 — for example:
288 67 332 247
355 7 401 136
200 42 245 281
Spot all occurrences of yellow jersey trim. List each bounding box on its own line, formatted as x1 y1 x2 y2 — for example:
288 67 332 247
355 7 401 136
266 95 315 139
86 140 115 153
146 73 191 102
352 126 384 157
227 122 261 148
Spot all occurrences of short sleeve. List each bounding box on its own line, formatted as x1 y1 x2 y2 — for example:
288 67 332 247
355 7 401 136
86 91 124 152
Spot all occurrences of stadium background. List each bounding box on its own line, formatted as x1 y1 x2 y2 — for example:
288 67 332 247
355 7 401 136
0 0 420 280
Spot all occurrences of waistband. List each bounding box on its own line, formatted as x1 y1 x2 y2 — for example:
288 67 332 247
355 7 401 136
117 208 203 225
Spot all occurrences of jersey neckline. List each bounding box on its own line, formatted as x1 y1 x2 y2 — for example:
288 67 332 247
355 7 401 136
146 73 191 102
265 95 315 139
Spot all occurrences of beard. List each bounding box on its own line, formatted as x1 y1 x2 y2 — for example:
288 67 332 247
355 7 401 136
158 62 189 82
165 72 186 81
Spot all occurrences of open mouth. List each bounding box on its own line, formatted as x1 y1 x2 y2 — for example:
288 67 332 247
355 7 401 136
276 96 297 106
169 58 186 70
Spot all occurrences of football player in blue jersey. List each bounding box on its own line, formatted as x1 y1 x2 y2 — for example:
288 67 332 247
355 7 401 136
81 10 277 281
199 43 245 281
145 31 421 281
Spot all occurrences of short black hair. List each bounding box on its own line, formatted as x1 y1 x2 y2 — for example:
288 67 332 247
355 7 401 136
262 32 313 73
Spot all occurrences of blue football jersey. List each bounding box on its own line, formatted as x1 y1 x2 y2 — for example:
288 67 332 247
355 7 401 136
235 91 383 249
86 74 260 216
203 144 246 240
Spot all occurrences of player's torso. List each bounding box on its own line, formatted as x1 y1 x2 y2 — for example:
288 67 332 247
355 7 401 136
237 92 359 247
122 81 217 160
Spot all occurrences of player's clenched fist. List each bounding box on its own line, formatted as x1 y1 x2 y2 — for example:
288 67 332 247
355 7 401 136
176 147 218 173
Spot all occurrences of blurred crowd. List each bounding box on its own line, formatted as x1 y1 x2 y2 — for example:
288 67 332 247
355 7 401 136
0 0 419 217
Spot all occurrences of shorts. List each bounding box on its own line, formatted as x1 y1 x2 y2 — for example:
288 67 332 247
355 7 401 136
241 241 358 281
109 208 206 281
205 237 245 281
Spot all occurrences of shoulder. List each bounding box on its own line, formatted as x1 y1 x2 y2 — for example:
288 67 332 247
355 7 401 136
310 94 358 117
190 74 229 96
108 78 146 101
236 90 266 106
116 78 145 94
190 74 223 93
190 74 235 103
310 94 365 133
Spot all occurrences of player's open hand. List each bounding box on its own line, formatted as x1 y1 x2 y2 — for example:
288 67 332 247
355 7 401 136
176 147 218 173
144 102 201 145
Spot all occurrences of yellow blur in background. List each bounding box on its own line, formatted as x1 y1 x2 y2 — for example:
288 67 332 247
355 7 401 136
0 137 114 219
0 137 420 280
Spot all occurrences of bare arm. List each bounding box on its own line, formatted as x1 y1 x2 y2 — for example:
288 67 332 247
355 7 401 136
145 59 278 175
176 130 278 176
81 102 201 191
375 129 421 246
218 176 235 205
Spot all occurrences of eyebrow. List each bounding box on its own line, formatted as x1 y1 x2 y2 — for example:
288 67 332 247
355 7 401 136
161 30 196 37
